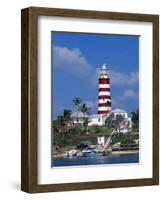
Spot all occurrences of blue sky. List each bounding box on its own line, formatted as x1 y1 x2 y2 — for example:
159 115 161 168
52 32 139 119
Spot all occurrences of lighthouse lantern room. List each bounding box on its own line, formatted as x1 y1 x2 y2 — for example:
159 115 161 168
98 64 111 115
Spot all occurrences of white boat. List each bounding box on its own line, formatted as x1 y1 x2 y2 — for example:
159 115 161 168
82 149 96 157
67 149 77 157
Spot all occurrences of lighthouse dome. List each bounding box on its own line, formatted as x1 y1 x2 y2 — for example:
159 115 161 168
102 64 107 69
99 64 109 77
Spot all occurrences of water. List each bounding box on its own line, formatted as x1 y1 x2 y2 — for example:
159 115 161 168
52 153 139 167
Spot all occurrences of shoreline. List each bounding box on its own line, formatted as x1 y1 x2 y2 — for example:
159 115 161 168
52 150 139 159
111 150 139 155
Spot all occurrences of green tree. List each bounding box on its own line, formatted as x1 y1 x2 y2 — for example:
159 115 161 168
53 109 72 138
106 113 126 134
131 109 139 131
53 115 65 137
72 97 82 125
80 103 91 134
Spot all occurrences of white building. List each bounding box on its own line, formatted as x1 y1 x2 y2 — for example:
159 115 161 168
71 108 132 132
111 108 128 118
70 111 88 126
87 114 104 126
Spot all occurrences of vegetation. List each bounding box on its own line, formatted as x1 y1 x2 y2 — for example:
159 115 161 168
80 103 91 134
111 132 139 145
131 109 139 132
53 125 112 151
105 109 139 146
53 97 139 153
52 109 72 138
105 113 130 133
72 97 82 124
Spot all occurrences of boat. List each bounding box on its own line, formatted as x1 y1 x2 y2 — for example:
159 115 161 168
82 149 96 157
67 149 77 158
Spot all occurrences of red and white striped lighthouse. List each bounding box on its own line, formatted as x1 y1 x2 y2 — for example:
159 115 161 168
98 64 111 115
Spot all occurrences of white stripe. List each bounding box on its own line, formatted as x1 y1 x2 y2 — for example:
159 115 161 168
99 75 109 79
98 91 110 96
98 107 111 111
99 84 110 89
98 99 111 104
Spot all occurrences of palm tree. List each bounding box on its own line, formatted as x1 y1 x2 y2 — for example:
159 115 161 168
72 97 82 125
63 109 71 120
80 103 91 134
80 103 90 115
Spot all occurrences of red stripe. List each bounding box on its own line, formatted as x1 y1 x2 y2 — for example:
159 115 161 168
98 110 110 114
99 79 110 84
99 78 110 81
98 95 111 100
99 88 110 92
98 102 111 107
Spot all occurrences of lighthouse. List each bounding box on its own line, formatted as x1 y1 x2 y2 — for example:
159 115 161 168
98 64 111 115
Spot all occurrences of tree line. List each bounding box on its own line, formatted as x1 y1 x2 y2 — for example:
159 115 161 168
53 97 91 136
53 96 139 137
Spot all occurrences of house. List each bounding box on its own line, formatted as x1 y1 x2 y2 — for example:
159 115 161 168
71 108 132 132
70 111 88 126
111 108 128 118
87 114 104 126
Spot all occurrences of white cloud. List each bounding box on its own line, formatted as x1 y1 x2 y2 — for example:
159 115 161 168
111 89 138 108
110 71 138 86
53 46 93 77
53 45 138 88
90 70 138 88
122 89 138 99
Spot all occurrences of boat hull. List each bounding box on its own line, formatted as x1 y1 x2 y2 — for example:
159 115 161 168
82 152 96 157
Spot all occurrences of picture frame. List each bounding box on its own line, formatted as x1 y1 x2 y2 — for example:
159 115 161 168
21 7 159 193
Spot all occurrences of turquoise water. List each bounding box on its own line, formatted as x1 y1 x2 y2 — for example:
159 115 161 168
52 153 139 167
